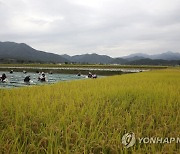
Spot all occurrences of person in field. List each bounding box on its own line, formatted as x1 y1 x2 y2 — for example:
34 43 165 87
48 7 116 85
38 72 46 82
88 72 92 78
24 76 31 83
92 74 97 79
0 73 7 82
77 72 81 76
87 72 97 79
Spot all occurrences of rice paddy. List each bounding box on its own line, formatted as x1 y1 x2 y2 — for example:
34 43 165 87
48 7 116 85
0 71 85 88
0 68 179 153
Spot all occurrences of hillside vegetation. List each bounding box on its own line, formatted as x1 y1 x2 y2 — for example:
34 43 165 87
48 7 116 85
0 69 179 153
1 42 180 65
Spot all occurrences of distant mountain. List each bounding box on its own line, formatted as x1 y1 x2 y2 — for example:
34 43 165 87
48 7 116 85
0 42 69 63
0 41 180 65
122 53 149 59
125 56 147 61
127 58 180 65
110 58 128 64
61 54 72 61
122 51 180 60
62 53 113 64
57 51 180 65
150 51 180 60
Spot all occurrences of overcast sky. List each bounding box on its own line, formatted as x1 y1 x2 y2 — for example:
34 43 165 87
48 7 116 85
0 0 180 57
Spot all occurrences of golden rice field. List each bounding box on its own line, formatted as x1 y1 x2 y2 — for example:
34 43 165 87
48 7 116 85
0 68 179 153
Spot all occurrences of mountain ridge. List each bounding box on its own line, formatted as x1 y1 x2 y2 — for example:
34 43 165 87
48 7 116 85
0 41 69 63
121 51 180 60
0 41 180 65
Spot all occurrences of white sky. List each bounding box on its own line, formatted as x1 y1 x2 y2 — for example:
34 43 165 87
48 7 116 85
0 0 180 57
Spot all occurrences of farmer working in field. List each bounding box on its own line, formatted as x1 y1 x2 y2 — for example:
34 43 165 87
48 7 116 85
0 73 7 82
38 72 46 82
